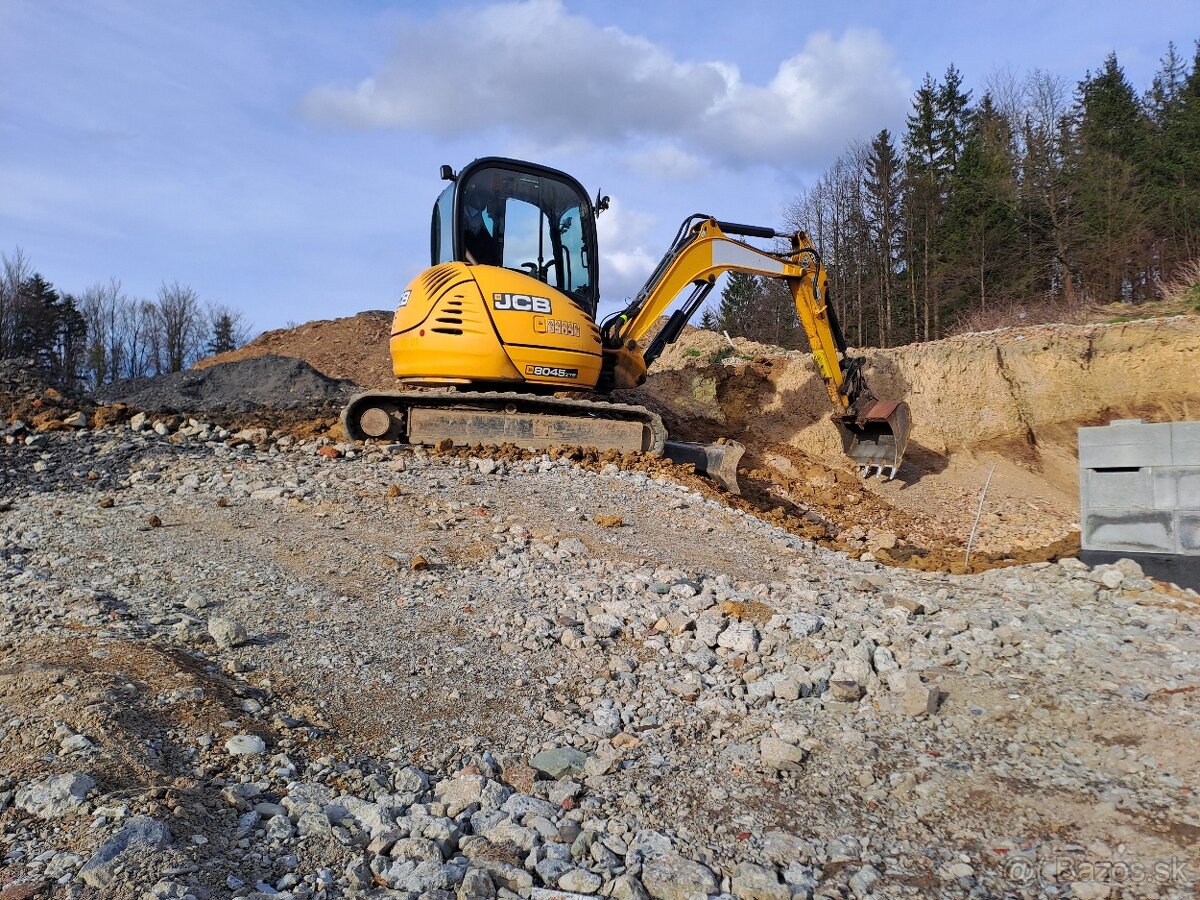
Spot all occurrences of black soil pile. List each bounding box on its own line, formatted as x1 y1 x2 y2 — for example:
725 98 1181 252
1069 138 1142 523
95 355 357 416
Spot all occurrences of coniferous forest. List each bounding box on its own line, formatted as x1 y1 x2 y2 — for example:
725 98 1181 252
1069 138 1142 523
715 43 1200 348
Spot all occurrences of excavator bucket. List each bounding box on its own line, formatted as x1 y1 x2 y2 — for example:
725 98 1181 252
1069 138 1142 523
839 401 911 479
663 439 745 494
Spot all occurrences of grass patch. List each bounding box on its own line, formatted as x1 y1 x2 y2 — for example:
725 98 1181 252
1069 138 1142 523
708 347 757 365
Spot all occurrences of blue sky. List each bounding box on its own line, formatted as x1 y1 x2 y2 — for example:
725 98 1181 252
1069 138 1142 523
2 0 1197 333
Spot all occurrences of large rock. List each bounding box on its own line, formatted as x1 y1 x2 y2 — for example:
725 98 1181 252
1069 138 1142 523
716 621 759 654
15 772 94 819
900 685 940 717
759 737 806 772
79 817 172 887
530 748 588 780
731 863 789 900
610 875 651 900
340 795 396 837
642 852 718 900
225 734 267 755
557 868 603 894
532 891 597 900
694 611 726 648
435 774 486 816
208 617 248 649
460 868 496 900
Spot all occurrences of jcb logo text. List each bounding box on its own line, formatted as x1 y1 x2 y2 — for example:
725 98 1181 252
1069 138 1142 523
493 293 552 314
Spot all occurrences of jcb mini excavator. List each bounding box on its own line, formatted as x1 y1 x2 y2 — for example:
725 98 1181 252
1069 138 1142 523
342 157 910 490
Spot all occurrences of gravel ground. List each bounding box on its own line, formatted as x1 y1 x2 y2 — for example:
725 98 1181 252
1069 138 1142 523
0 418 1197 900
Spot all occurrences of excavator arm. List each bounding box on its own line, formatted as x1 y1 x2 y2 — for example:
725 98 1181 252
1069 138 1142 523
601 216 911 477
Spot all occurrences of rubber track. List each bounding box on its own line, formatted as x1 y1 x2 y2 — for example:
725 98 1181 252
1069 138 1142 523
342 390 668 454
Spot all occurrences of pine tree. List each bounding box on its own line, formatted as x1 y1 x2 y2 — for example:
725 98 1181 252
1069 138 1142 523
1144 41 1187 126
207 312 239 355
903 75 941 339
699 308 718 331
905 74 939 174
12 274 62 365
864 129 902 345
51 295 87 382
717 272 760 337
935 64 973 178
1071 53 1152 301
941 94 1024 320
1153 41 1200 268
3 273 89 382
1173 43 1200 261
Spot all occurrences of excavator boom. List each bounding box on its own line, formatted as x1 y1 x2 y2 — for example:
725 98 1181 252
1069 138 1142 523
602 216 911 476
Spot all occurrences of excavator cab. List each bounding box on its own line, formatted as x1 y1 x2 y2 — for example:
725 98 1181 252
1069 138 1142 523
431 159 599 317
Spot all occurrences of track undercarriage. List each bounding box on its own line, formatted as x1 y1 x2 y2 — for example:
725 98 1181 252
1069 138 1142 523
341 391 744 493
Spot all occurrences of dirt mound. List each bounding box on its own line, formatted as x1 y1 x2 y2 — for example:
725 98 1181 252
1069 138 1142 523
0 358 94 430
196 310 395 388
95 355 356 416
626 316 1199 565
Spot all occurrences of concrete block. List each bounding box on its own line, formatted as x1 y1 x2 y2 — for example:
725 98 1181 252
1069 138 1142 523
1177 511 1200 554
1078 422 1173 469
1084 468 1153 509
1172 423 1200 466
1153 468 1200 510
1083 510 1175 554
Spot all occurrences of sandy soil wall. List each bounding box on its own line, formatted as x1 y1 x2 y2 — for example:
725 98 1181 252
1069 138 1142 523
633 317 1200 488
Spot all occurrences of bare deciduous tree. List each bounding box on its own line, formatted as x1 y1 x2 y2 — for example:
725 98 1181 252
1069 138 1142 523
0 248 33 359
155 281 204 373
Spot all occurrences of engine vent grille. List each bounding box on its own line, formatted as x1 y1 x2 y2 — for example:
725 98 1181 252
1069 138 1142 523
420 264 462 297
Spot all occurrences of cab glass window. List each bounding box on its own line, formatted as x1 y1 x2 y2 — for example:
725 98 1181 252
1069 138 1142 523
457 165 595 309
431 184 455 265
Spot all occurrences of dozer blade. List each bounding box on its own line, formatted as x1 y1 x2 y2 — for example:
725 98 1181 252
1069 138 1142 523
663 439 745 494
839 400 911 479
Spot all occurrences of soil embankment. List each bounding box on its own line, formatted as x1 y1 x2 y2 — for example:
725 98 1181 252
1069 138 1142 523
627 317 1199 567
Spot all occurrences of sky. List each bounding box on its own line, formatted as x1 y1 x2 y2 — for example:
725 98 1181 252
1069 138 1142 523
2 0 1197 333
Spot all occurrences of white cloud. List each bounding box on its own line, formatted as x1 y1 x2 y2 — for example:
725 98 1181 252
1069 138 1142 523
303 0 908 170
626 145 706 181
595 198 658 306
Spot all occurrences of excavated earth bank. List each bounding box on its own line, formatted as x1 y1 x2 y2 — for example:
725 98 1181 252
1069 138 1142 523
625 317 1199 571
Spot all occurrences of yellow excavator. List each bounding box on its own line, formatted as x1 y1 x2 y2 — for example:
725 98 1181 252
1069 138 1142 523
342 157 910 490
